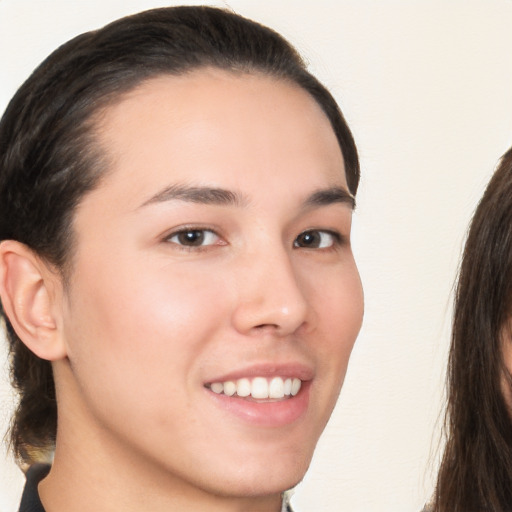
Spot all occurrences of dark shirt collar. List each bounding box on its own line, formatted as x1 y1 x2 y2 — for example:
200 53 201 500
18 464 49 512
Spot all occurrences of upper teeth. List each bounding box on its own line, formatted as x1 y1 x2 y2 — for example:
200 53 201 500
209 377 302 399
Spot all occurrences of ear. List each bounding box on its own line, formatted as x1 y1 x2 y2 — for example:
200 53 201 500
0 240 67 361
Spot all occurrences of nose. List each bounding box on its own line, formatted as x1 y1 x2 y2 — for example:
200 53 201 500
231 247 311 337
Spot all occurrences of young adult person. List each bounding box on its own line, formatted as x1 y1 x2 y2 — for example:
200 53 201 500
431 146 512 512
0 6 363 512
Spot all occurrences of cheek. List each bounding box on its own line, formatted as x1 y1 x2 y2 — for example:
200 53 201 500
305 260 363 380
292 259 363 436
311 260 363 342
73 252 224 337
63 256 228 404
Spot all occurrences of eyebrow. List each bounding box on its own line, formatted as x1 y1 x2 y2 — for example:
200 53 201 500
304 187 356 210
140 184 248 208
140 184 355 210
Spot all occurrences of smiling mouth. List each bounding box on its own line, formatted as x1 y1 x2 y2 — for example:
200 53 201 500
205 377 302 400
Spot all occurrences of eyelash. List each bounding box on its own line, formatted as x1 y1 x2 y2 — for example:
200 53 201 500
164 227 224 252
163 227 344 251
294 229 343 250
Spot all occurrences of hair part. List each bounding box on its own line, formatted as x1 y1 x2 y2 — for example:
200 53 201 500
433 146 512 511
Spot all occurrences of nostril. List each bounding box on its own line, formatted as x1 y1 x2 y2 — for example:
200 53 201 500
254 323 279 331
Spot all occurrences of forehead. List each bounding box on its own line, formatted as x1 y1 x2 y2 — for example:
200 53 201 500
90 68 346 206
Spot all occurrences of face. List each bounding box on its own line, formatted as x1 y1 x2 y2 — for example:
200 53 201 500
56 69 363 499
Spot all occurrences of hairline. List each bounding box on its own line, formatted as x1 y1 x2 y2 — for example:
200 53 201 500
58 66 354 284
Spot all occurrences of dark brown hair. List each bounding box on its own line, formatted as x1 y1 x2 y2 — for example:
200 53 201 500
434 147 512 511
0 6 359 465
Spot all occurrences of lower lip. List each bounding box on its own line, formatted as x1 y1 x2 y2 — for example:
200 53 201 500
206 381 311 427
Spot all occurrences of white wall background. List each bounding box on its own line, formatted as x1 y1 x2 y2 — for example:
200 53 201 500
0 1 511 510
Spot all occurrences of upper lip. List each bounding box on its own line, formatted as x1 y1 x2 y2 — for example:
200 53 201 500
204 362 315 384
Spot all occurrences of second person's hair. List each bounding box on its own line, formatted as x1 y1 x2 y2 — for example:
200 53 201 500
434 147 512 512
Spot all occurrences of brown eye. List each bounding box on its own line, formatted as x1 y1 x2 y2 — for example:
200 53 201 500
294 230 337 249
167 229 220 247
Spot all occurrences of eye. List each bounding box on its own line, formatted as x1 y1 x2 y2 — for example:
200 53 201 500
294 229 339 249
166 228 221 247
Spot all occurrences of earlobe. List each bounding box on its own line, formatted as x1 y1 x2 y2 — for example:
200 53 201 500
0 240 67 361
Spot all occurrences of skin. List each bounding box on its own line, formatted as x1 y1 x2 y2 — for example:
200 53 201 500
502 333 512 408
29 69 363 511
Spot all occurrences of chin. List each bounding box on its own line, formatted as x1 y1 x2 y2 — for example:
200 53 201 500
207 453 311 498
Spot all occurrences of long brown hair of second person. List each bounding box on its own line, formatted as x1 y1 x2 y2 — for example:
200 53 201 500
434 146 512 511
